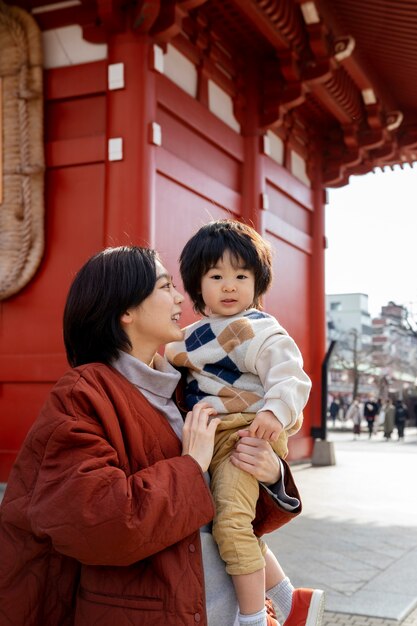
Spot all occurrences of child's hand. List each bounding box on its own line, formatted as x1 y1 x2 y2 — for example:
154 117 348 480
249 410 283 442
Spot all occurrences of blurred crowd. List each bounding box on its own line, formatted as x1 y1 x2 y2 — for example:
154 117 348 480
328 394 416 440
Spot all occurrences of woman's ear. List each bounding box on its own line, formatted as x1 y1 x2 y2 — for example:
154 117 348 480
120 310 132 325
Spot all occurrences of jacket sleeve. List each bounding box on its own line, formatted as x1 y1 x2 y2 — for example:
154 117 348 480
251 332 312 430
253 458 302 536
29 407 215 567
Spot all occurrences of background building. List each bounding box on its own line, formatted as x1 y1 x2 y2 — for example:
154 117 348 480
372 302 417 399
327 295 417 410
327 293 373 348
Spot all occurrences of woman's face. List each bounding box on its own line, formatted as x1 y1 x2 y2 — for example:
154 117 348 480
122 260 184 363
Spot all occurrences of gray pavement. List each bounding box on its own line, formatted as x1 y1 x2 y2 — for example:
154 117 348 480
266 424 417 625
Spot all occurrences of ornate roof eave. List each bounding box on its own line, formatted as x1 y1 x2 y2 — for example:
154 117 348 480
226 0 413 185
15 0 417 185
322 117 417 186
214 1 416 184
22 0 210 44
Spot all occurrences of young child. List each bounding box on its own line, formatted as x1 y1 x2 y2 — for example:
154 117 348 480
166 219 325 626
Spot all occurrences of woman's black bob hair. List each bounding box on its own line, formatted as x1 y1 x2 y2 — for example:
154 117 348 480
63 246 158 367
180 219 273 315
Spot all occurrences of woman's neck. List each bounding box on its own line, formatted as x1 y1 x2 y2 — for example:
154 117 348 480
124 346 157 368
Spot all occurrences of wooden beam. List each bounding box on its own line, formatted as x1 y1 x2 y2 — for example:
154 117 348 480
0 78 2 206
228 0 302 53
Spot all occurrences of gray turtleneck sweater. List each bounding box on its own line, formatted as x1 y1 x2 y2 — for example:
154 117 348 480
112 350 298 625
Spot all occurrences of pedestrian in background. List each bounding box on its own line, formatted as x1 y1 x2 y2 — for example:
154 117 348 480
329 397 340 428
364 398 379 438
346 398 362 440
383 399 395 440
395 400 408 441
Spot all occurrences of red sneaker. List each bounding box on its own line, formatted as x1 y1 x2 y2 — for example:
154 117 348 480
283 588 325 626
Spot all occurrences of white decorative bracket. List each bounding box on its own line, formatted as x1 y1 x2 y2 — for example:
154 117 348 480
262 134 271 156
108 137 123 161
151 45 164 73
149 122 162 146
108 63 125 90
260 193 269 210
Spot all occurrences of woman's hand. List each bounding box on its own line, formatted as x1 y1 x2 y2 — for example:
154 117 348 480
230 429 281 485
182 402 220 472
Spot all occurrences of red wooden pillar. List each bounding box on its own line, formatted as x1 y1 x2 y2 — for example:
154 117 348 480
310 162 327 431
242 135 265 233
240 61 264 234
104 32 157 248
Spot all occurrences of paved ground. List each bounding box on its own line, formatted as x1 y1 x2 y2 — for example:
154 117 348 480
266 423 417 625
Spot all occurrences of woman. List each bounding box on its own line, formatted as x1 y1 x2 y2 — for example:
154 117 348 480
383 399 395 440
0 246 303 626
346 398 362 440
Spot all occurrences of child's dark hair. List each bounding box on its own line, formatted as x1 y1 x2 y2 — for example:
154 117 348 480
180 219 273 314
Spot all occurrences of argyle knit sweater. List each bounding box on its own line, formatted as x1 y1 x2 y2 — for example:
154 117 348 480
165 309 311 430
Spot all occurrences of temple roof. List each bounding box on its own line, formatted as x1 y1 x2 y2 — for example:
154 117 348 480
194 0 417 185
11 0 417 186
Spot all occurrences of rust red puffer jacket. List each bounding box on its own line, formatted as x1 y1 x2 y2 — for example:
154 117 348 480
0 363 300 626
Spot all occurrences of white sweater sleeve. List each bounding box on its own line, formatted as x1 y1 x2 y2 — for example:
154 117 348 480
247 331 312 430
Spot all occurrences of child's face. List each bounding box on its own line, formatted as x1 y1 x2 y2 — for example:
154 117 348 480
200 251 255 316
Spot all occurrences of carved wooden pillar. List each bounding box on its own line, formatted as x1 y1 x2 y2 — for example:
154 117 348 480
238 59 264 234
0 77 2 205
104 30 157 247
103 0 209 247
309 145 327 430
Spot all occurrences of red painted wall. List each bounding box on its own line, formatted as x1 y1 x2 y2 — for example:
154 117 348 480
154 74 320 461
0 61 107 480
0 40 326 480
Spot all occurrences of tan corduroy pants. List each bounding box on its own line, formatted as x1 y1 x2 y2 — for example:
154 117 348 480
209 412 295 576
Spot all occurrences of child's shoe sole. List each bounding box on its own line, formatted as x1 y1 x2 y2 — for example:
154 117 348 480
305 589 325 626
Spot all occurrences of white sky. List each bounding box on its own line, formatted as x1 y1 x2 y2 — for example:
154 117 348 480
325 165 417 319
